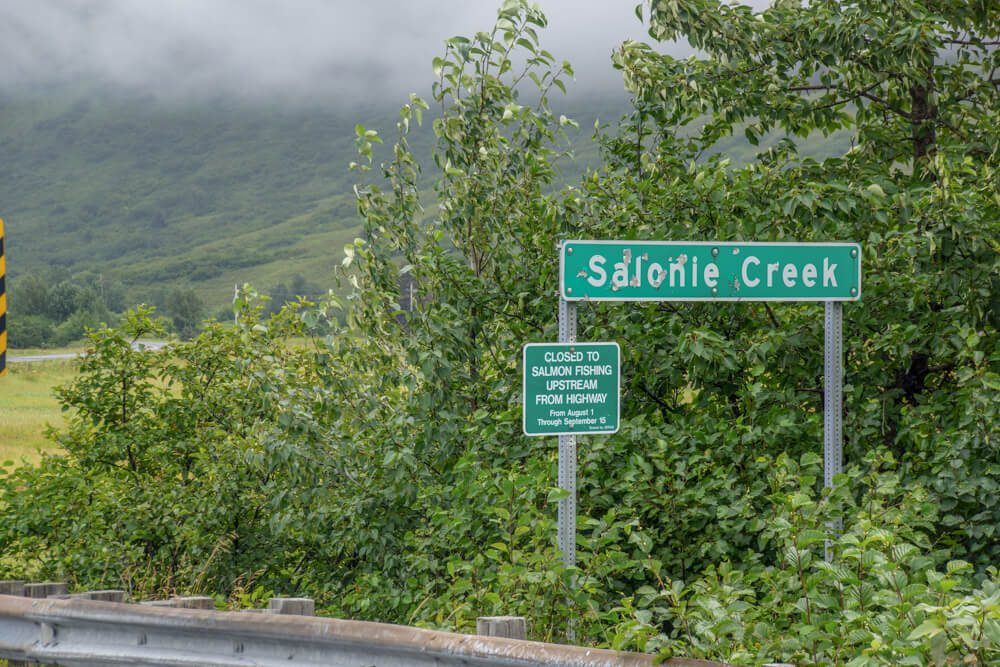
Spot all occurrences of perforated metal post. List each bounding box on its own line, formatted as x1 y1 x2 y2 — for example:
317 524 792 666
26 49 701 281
824 301 843 562
557 294 577 574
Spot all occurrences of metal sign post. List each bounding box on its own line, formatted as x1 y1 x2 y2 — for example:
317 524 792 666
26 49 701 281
556 294 577 575
824 301 844 561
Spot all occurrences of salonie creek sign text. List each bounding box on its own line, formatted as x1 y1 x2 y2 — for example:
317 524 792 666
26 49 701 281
561 241 862 302
523 342 620 436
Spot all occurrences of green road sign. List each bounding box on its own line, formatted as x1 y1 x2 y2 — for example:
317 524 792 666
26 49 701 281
561 241 861 302
523 342 620 436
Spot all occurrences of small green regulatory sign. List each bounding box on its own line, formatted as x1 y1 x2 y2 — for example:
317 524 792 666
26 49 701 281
523 342 620 436
561 241 861 302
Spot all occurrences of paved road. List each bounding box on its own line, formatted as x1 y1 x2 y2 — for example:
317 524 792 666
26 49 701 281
7 341 168 363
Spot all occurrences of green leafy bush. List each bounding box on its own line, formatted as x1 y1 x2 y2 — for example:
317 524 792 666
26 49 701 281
608 453 1000 665
6 314 55 348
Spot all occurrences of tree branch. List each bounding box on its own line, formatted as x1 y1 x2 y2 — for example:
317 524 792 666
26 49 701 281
764 303 780 328
637 381 677 414
944 38 1000 46
858 90 914 120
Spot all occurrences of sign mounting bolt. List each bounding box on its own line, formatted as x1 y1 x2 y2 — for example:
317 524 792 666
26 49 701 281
567 246 573 255
851 287 857 295
567 288 573 295
711 247 719 257
712 287 719 296
851 248 858 258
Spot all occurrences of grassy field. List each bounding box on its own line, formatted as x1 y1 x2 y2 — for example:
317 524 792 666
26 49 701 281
0 358 77 467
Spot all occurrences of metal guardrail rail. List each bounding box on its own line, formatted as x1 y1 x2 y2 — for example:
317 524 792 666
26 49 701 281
0 594 727 667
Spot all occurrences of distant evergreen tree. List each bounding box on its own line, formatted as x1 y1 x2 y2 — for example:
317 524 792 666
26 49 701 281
165 287 204 340
12 274 49 316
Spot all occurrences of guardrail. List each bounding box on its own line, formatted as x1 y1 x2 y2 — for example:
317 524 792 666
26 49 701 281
0 594 730 667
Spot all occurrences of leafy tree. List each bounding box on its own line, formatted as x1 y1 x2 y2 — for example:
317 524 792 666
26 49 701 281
261 275 323 318
599 0 1000 567
164 287 204 340
11 273 49 317
74 271 127 313
343 0 1000 652
46 280 82 321
0 299 339 596
6 314 55 348
51 307 109 347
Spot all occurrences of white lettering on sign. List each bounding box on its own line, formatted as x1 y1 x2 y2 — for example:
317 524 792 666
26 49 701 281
587 255 607 287
532 365 570 377
524 342 619 436
581 253 722 290
566 393 607 404
823 258 837 287
742 256 760 287
648 262 665 287
579 252 845 293
544 350 583 362
546 379 599 391
532 361 612 410
783 263 797 287
536 391 608 406
704 262 718 287
574 364 614 376
802 263 817 287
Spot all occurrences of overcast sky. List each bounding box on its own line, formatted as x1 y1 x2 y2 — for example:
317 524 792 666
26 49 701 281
0 1 693 104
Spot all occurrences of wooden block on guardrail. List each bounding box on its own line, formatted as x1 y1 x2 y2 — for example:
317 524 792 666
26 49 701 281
58 589 127 602
476 616 527 640
178 596 216 610
140 596 215 609
0 580 25 596
23 582 68 598
267 597 315 616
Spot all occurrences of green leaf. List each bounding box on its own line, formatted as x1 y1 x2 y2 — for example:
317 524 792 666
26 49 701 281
906 619 943 640
547 487 570 502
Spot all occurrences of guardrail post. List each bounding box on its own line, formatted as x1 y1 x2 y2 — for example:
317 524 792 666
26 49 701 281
476 616 527 640
268 597 315 616
0 581 24 596
140 596 215 609
86 590 126 602
23 582 68 598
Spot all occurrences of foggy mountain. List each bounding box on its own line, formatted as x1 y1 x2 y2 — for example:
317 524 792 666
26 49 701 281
0 1 779 323
0 1 655 104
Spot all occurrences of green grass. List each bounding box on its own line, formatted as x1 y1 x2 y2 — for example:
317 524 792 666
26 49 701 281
0 359 76 466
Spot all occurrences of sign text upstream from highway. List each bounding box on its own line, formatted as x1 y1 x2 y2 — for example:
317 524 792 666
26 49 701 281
561 241 861 302
523 342 620 436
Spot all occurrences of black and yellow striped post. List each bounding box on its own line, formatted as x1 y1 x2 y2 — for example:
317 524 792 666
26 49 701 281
1 218 6 376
